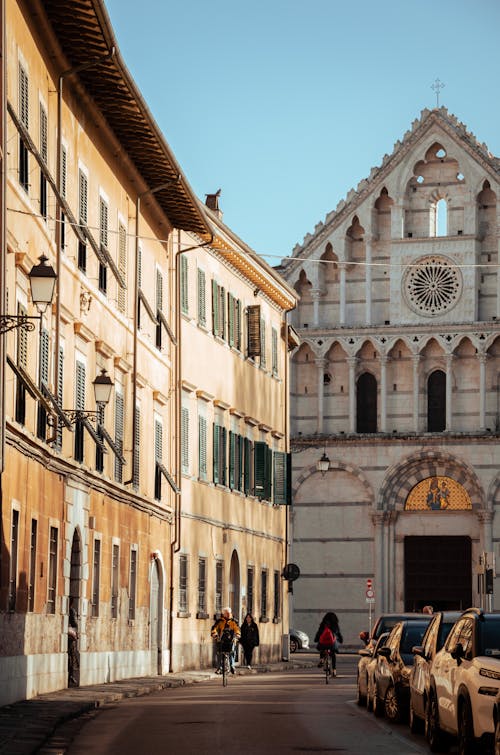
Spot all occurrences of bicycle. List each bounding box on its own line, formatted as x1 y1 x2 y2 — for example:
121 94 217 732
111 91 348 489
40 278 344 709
217 640 234 686
323 648 332 684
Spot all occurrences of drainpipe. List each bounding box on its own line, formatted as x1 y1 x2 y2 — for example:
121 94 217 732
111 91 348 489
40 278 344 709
0 0 6 473
124 178 180 487
54 48 116 426
167 230 213 671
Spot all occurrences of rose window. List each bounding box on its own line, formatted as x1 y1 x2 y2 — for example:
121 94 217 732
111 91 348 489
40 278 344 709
404 256 462 316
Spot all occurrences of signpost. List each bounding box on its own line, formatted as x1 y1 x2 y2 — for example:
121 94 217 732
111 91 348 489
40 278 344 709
365 578 375 635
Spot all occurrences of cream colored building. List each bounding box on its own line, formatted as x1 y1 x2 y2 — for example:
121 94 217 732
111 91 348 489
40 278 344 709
174 193 297 668
278 108 500 645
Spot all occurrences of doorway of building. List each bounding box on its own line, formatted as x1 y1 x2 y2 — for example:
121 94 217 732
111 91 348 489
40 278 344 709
68 530 81 687
229 550 240 621
150 559 161 674
404 536 472 611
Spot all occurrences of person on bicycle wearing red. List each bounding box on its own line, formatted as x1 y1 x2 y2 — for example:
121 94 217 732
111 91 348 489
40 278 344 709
211 607 241 674
314 612 343 677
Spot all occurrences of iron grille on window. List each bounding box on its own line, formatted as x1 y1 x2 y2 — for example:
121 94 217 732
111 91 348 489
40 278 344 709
260 569 268 620
47 526 58 615
198 558 207 615
28 518 37 612
215 561 223 615
111 544 119 619
91 539 100 617
129 549 137 620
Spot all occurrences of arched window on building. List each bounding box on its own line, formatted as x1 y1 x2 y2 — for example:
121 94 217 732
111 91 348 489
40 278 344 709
435 198 447 237
356 372 377 433
427 370 446 431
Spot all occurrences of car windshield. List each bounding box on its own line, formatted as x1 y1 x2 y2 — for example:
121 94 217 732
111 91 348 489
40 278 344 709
375 617 404 638
401 622 430 654
479 620 500 657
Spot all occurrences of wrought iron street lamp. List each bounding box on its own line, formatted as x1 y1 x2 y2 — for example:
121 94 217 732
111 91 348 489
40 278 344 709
64 369 114 424
316 450 330 476
0 255 57 334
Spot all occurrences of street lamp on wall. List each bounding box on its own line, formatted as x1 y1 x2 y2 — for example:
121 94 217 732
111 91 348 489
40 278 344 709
316 450 330 476
0 255 57 334
64 369 114 424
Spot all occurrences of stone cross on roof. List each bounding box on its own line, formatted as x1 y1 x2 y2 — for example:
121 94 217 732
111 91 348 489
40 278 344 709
431 78 445 107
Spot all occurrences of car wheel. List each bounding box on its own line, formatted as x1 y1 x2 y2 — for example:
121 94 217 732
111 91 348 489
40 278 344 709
356 674 366 706
384 684 402 724
457 698 476 755
374 684 385 718
409 700 423 734
289 638 298 653
425 691 448 753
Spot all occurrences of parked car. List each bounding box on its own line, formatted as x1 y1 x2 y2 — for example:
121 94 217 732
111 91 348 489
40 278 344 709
372 617 432 723
493 689 500 755
356 631 389 709
427 608 500 753
409 611 461 733
360 612 429 653
289 628 309 653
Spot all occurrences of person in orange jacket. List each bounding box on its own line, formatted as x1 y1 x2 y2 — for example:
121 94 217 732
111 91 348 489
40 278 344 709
211 607 241 673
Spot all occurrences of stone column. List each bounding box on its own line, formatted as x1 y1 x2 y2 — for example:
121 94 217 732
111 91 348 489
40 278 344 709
379 354 388 432
365 237 372 325
311 289 322 327
315 357 326 434
372 512 386 613
339 264 346 325
478 510 493 554
347 356 357 433
478 353 487 431
445 354 454 431
412 355 420 432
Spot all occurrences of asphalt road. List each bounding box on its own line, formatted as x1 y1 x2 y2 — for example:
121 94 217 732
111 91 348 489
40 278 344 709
66 654 434 755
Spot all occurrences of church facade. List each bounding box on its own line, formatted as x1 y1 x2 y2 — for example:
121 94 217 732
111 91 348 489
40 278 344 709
277 108 500 644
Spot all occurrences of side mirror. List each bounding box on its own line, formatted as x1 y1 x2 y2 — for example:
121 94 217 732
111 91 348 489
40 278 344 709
451 643 465 663
358 648 371 658
412 645 425 658
359 630 369 645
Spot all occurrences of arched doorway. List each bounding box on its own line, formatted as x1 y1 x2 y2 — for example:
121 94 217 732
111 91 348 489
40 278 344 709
68 530 81 688
150 559 161 674
229 550 240 621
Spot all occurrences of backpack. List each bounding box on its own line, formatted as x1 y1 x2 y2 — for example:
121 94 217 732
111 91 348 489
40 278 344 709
319 626 336 646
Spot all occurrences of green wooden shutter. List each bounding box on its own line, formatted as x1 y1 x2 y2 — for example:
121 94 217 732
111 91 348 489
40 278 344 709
254 441 267 499
272 327 278 375
243 438 252 495
220 426 227 486
273 451 291 505
198 414 207 479
229 430 235 489
213 422 219 484
118 224 127 312
220 286 226 341
133 406 140 488
197 268 206 327
180 254 188 314
55 346 64 451
235 299 241 351
260 318 266 368
228 293 234 347
181 406 189 474
114 392 124 482
212 279 218 335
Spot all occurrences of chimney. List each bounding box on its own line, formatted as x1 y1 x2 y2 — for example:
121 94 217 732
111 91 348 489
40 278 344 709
205 188 223 219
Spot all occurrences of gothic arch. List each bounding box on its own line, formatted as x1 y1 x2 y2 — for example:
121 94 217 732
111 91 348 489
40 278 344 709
292 457 374 506
377 450 485 512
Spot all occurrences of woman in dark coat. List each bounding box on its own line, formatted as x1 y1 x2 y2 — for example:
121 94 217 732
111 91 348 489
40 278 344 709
240 613 259 668
314 611 343 676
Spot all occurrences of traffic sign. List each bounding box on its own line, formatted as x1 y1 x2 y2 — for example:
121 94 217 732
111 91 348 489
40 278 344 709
366 578 373 588
366 588 374 599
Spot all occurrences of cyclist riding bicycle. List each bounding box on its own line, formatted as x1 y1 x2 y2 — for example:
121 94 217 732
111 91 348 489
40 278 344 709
211 607 241 674
314 611 343 677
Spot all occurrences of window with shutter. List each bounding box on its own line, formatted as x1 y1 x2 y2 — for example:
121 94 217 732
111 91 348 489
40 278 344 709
213 422 219 484
39 103 47 220
8 510 19 611
111 543 119 619
198 414 207 481
247 567 254 615
154 418 163 500
18 64 29 191
243 437 252 495
260 569 268 620
133 406 140 489
247 305 261 357
61 146 67 251
235 299 242 351
197 268 206 327
180 254 188 314
219 286 226 340
254 441 272 500
129 548 137 620
99 197 108 295
118 224 127 313
197 557 207 616
78 170 88 272
181 405 189 474
179 554 188 613
211 279 218 335
272 327 278 376
228 293 234 347
215 560 223 614
47 526 58 615
155 269 163 349
91 538 100 617
114 391 124 482
273 570 280 620
36 329 49 439
15 303 27 424
229 430 235 489
74 360 86 462
55 346 64 451
260 318 266 368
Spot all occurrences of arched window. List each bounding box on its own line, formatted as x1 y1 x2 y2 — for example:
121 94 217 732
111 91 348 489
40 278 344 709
436 198 447 237
427 370 446 431
356 372 377 433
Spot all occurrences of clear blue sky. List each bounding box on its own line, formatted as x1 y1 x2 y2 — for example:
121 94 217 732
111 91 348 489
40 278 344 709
106 0 500 265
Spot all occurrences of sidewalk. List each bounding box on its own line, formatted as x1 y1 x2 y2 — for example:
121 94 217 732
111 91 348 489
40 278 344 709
0 658 314 755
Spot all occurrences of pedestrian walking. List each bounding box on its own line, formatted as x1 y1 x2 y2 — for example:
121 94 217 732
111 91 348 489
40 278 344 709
314 611 343 676
240 612 259 668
